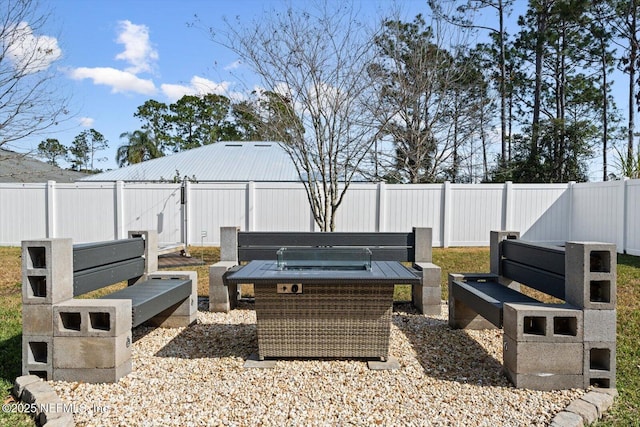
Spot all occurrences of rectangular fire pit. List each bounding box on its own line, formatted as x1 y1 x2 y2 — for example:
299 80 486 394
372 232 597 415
225 248 420 361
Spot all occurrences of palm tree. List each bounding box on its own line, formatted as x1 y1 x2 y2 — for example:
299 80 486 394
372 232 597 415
116 130 163 166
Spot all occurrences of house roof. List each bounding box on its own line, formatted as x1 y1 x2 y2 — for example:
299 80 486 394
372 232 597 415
82 141 302 182
0 148 88 183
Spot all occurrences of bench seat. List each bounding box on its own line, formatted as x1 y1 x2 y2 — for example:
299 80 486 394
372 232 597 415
101 278 192 327
450 280 539 328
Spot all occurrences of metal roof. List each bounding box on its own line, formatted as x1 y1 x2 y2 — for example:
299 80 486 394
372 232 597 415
82 141 302 182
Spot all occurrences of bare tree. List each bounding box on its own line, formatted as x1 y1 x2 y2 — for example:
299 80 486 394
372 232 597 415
0 0 70 148
217 1 380 231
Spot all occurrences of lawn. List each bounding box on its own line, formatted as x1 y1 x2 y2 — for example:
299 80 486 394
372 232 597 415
1 246 638 426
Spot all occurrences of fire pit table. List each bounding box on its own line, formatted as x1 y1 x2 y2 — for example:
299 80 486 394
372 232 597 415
224 248 421 361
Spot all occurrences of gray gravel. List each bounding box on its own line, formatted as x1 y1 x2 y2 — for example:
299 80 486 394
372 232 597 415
50 301 584 426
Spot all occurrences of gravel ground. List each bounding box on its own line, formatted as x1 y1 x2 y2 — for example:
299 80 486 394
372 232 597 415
51 300 584 426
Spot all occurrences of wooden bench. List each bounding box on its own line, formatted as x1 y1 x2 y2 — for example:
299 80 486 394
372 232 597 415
448 230 617 390
209 227 441 315
21 230 198 383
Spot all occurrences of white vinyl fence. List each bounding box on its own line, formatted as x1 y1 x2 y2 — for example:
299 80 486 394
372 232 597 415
1 179 639 255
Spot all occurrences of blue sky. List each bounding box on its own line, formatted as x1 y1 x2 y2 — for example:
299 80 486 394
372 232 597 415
13 0 430 171
12 0 631 179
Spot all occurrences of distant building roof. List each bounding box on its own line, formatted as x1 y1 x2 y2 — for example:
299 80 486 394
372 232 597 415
0 148 88 183
83 141 302 182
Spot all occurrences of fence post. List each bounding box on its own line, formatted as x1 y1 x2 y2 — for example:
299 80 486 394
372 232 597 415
246 181 255 231
622 178 629 253
442 181 451 248
502 181 513 231
568 181 575 242
115 181 125 239
46 181 56 238
377 181 386 232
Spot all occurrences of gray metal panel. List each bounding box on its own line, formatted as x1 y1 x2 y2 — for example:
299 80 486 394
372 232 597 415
73 258 145 296
238 232 414 247
73 238 145 272
101 279 191 327
501 260 566 300
237 232 414 262
450 280 540 328
81 142 303 182
501 240 565 276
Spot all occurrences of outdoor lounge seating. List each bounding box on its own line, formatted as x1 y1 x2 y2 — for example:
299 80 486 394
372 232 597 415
21 230 197 383
449 230 617 390
209 227 441 315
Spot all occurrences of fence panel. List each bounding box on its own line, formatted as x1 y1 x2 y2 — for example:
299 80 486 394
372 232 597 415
0 183 47 245
1 179 639 252
511 184 570 243
55 183 117 243
448 184 504 246
571 181 624 249
625 180 640 256
189 182 246 245
384 184 443 242
121 183 183 245
253 182 311 232
334 184 379 232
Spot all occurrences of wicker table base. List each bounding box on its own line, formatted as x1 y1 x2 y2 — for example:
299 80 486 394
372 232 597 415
254 282 394 360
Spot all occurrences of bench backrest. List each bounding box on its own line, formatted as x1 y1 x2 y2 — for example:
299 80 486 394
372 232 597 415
500 238 566 300
236 231 417 263
72 238 145 296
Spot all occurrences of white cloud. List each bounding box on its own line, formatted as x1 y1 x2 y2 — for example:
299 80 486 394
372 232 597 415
68 67 157 95
79 117 94 127
223 60 242 71
114 20 158 74
161 76 245 102
4 22 62 74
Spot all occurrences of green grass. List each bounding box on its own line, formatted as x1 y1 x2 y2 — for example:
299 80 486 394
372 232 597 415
1 246 639 426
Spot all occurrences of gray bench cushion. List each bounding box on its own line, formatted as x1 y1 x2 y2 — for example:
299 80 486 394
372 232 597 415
101 278 191 327
451 280 540 328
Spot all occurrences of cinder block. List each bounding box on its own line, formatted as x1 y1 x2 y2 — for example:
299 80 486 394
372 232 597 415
503 335 583 375
413 262 441 315
22 238 73 305
584 341 616 389
219 226 240 262
53 332 131 369
583 309 617 342
565 242 616 310
413 227 433 263
129 230 158 274
53 359 132 383
209 261 238 312
53 298 132 337
147 270 198 317
503 303 583 343
22 304 54 336
504 366 584 391
22 335 53 380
